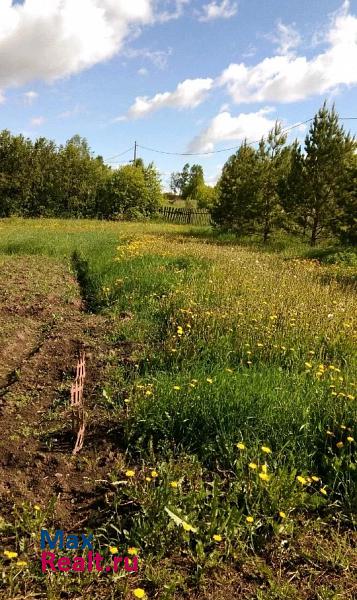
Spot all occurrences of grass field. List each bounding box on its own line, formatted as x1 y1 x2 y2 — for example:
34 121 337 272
0 218 356 600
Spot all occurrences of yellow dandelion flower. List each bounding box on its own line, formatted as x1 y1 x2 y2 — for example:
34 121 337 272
320 487 328 496
296 475 307 485
279 511 286 519
213 534 222 542
259 472 270 482
34 504 41 511
133 589 146 599
170 481 179 488
311 476 320 482
261 446 272 454
347 436 354 443
236 442 246 450
173 386 181 391
109 546 118 554
206 378 213 384
151 470 158 478
16 561 27 567
336 441 344 448
125 470 135 478
326 430 334 436
246 516 254 524
182 522 196 532
145 477 151 482
248 462 258 470
261 464 268 474
4 551 18 559
128 547 138 555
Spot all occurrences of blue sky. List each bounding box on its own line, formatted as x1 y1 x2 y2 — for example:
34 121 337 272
1 0 357 188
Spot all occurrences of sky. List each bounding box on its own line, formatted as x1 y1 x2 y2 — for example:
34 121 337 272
0 0 357 189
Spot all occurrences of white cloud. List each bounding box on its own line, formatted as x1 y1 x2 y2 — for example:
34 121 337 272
58 104 85 119
123 46 172 69
219 1 357 103
125 77 214 119
188 107 277 152
0 0 153 90
23 90 38 105
270 21 301 55
199 0 238 22
155 0 189 23
138 67 149 76
30 116 46 127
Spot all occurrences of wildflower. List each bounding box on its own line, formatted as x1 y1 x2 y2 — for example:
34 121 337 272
145 390 153 396
182 522 196 532
206 378 213 384
133 589 146 599
279 511 286 519
173 386 181 391
16 561 27 567
213 534 222 542
257 343 264 348
326 430 334 436
109 546 118 554
170 481 179 488
246 516 254 524
336 441 344 449
261 446 272 454
151 470 158 478
261 464 268 474
347 436 354 443
4 551 18 559
128 547 138 555
296 475 307 485
236 442 246 450
248 462 258 470
125 470 135 478
305 362 312 369
320 487 328 496
311 476 320 482
145 477 151 482
259 472 270 482
177 326 183 336
34 504 41 511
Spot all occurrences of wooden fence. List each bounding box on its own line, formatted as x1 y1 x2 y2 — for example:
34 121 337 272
159 206 211 226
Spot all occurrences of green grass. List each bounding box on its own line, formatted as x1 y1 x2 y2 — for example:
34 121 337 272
0 217 356 599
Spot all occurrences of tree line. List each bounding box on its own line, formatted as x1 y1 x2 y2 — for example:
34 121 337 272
0 103 355 246
211 103 356 245
0 132 162 219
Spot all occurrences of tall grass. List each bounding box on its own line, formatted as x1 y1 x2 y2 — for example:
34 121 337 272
1 218 356 560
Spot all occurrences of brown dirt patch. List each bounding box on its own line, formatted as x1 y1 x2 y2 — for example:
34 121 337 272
0 255 123 531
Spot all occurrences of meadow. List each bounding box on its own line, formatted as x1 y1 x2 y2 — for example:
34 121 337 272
0 218 356 600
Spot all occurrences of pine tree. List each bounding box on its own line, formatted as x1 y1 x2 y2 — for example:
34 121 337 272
303 102 356 245
211 141 259 233
256 122 288 242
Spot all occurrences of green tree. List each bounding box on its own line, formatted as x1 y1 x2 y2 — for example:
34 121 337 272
211 141 259 233
99 164 160 219
303 103 356 245
256 122 288 242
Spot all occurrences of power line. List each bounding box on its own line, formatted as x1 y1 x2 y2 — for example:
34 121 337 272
104 146 134 161
137 119 313 157
104 116 357 161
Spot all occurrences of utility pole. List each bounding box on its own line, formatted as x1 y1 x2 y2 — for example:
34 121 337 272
133 141 137 164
